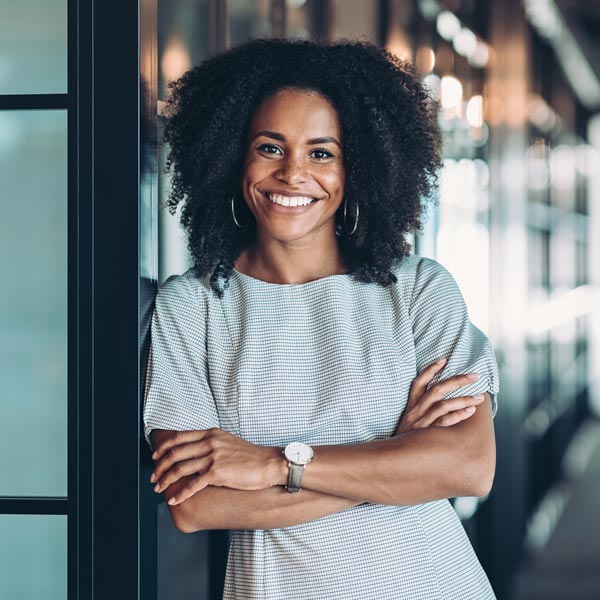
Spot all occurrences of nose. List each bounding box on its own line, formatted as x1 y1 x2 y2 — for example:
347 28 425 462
276 155 308 184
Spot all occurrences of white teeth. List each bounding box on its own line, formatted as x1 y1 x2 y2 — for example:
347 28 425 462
267 193 315 207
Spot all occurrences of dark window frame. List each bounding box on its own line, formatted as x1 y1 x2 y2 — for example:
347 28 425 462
0 0 153 596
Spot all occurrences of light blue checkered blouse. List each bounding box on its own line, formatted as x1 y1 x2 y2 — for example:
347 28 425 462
143 254 499 600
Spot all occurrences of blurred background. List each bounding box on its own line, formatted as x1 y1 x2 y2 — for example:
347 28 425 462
1 0 599 599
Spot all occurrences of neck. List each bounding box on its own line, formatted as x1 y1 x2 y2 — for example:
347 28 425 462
235 231 347 285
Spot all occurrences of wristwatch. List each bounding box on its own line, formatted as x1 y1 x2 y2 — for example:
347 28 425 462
283 442 314 493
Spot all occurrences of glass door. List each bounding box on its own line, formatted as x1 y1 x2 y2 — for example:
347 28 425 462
0 0 68 597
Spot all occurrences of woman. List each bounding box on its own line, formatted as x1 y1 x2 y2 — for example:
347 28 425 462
143 38 499 599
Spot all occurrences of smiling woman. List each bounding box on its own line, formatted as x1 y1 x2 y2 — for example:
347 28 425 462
160 37 443 294
236 88 347 283
144 37 500 600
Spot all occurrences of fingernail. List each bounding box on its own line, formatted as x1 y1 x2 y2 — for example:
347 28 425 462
465 406 476 413
154 484 160 493
150 473 155 483
152 451 157 459
473 394 484 401
168 498 176 505
467 373 479 380
436 357 447 365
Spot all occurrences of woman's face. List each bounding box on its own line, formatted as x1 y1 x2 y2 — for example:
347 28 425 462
242 88 345 245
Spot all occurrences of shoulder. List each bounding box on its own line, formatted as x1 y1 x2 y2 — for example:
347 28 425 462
155 267 212 311
391 254 452 279
389 254 465 315
390 254 456 293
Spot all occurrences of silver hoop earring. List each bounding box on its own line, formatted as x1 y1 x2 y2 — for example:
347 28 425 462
343 196 359 235
231 196 248 228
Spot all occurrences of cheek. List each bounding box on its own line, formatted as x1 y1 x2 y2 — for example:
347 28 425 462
320 166 345 196
241 159 266 202
242 156 263 183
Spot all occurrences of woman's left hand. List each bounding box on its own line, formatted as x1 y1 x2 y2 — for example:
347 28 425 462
150 428 284 505
394 359 483 435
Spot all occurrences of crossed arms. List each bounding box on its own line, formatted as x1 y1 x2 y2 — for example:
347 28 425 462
148 362 496 533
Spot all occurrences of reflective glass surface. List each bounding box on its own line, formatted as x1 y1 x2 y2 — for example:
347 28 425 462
0 515 67 599
157 0 212 280
158 0 210 100
0 110 67 496
0 0 67 94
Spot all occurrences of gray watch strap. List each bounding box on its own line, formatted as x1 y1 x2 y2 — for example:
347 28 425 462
287 462 305 493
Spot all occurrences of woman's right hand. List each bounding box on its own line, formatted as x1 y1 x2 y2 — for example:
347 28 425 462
394 358 485 435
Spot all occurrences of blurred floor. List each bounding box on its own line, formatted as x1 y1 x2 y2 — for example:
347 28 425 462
511 419 600 600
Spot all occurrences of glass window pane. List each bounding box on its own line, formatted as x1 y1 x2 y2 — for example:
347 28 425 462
158 0 211 101
0 0 67 94
0 515 67 600
0 110 67 496
157 0 212 277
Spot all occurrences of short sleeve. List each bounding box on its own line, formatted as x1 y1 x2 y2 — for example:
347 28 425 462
409 257 500 417
142 273 219 450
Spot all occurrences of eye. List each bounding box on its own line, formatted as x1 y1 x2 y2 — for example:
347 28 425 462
310 148 334 159
257 143 282 155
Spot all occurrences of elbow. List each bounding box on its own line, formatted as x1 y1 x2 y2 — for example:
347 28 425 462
168 504 203 534
467 469 495 498
463 455 496 498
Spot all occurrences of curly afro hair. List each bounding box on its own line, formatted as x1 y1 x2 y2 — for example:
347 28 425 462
163 37 442 296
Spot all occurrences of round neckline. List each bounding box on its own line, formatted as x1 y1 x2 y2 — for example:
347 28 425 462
232 267 352 287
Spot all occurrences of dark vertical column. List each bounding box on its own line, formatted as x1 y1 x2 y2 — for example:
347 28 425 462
92 0 141 596
71 0 94 598
311 0 332 41
212 0 231 51
377 0 391 46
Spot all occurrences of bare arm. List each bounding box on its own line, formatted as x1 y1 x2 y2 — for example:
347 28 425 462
157 397 493 531
299 392 495 504
151 429 361 533
151 367 494 532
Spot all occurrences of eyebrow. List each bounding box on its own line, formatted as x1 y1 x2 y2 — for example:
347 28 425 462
250 130 342 149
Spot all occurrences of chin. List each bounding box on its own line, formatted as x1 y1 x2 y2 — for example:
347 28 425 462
255 218 318 241
265 228 315 243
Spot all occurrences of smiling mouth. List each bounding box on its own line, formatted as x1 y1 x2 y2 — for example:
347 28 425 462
264 192 321 207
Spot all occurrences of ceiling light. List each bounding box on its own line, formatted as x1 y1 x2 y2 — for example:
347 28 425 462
440 76 463 109
453 28 477 57
466 95 483 128
436 11 461 41
468 41 489 68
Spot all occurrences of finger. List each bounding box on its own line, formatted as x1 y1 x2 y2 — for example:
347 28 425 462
167 474 210 506
151 440 212 483
407 358 447 407
433 406 478 427
152 428 216 461
426 372 479 400
154 457 211 493
415 395 484 428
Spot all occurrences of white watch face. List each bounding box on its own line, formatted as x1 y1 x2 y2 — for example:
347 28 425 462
285 442 314 465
